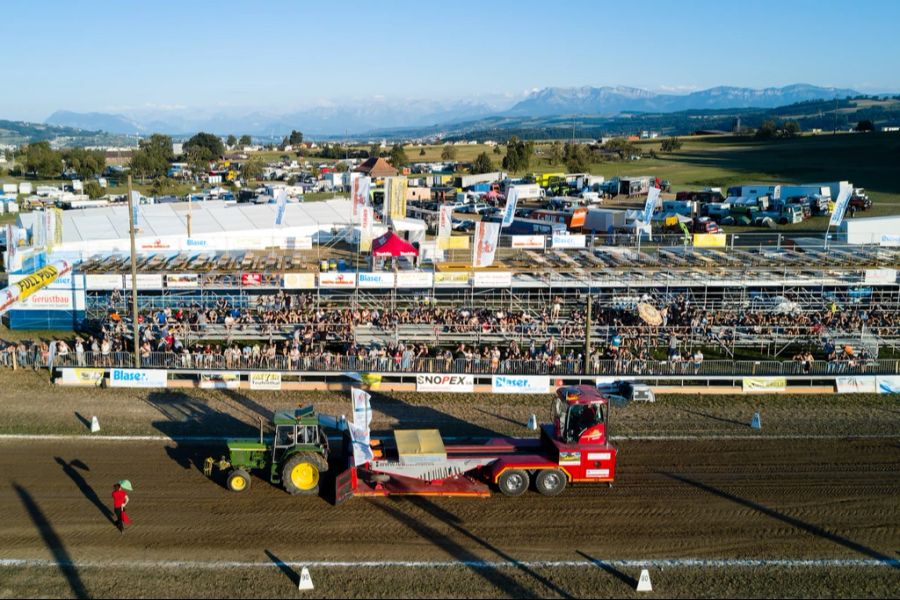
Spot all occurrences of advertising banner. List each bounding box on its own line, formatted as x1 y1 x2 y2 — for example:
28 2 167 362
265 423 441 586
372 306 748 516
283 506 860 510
351 176 371 220
351 387 372 428
875 375 900 394
552 233 586 249
473 271 512 287
86 274 124 291
396 271 433 288
492 375 550 394
16 289 85 311
835 377 877 393
693 233 727 248
166 274 199 289
199 371 241 389
124 274 164 290
241 273 263 287
472 221 500 267
742 377 787 393
109 368 168 388
438 205 453 240
284 236 313 250
864 269 897 284
358 272 396 288
283 273 316 289
511 235 545 249
501 187 519 227
318 272 357 288
249 372 282 391
360 205 374 240
416 374 474 393
434 272 470 287
59 368 105 387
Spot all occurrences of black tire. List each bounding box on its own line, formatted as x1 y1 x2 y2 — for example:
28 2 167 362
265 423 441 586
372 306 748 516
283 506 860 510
226 468 251 493
282 453 327 495
535 469 568 496
497 469 530 497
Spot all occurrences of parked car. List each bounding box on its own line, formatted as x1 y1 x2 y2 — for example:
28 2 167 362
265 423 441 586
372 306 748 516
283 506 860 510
451 218 476 232
597 381 655 403
455 203 494 215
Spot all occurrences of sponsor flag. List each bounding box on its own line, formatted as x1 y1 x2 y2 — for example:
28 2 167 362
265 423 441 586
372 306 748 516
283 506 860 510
643 186 660 224
501 187 519 227
351 387 372 428
472 221 501 268
5 225 15 264
385 176 408 222
438 205 453 240
360 205 374 240
131 191 141 228
274 189 288 226
351 176 371 220
829 182 853 227
348 422 374 464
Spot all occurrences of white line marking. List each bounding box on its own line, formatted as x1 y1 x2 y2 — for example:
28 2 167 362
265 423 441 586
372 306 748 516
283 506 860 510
0 557 896 569
0 433 897 444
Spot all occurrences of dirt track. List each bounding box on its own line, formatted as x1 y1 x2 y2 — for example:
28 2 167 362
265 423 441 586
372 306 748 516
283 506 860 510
1 436 898 598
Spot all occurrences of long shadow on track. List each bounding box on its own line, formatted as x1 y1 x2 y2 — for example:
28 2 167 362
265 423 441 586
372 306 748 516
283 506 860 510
54 457 115 526
371 495 575 599
660 471 899 568
13 483 89 599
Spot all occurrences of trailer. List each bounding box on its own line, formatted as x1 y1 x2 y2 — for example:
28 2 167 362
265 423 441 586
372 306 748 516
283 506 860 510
336 385 618 502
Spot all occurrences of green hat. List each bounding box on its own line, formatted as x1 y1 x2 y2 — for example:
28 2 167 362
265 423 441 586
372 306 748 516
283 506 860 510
118 479 133 491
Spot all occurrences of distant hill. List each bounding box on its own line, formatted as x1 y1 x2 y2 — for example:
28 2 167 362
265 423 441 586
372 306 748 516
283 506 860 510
0 119 133 147
41 84 865 138
46 110 144 135
504 84 861 117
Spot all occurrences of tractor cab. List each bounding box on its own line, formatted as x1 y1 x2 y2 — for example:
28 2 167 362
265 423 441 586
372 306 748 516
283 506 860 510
272 406 325 461
552 385 608 445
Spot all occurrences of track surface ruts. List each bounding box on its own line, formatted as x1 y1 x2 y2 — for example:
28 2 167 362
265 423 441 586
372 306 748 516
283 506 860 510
1 437 897 570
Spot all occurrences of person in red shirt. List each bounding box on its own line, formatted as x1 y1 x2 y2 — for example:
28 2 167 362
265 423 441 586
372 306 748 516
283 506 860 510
112 483 130 534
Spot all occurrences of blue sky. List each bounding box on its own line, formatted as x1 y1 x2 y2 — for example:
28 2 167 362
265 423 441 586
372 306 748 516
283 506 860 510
4 0 899 121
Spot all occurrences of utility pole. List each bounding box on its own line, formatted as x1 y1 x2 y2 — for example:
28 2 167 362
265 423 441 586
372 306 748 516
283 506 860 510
126 175 140 368
584 294 592 374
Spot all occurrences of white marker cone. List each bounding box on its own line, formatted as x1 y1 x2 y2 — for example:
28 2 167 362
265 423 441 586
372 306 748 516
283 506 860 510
90 416 100 433
298 566 314 591
750 412 761 430
527 414 538 431
636 568 652 592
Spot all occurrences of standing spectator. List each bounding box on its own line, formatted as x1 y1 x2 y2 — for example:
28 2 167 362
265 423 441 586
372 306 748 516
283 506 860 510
692 349 704 374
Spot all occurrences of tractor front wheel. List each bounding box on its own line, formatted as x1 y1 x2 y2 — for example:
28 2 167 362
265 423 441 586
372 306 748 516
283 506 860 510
226 468 251 493
535 468 567 496
498 469 530 497
282 453 326 495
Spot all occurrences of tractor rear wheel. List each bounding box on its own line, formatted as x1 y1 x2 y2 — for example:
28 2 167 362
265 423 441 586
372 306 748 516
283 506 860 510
498 469 530 497
535 468 567 496
282 453 326 495
226 468 251 493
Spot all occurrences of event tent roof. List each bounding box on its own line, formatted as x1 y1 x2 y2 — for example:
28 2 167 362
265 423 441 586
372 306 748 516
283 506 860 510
371 231 418 257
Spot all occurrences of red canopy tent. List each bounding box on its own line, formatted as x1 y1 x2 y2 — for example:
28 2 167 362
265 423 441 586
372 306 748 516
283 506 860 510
371 231 419 257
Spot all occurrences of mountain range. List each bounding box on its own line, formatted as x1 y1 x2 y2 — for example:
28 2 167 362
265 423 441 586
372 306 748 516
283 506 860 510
44 84 863 139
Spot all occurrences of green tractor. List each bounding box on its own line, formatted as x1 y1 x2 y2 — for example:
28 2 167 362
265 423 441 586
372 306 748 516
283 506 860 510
204 406 330 495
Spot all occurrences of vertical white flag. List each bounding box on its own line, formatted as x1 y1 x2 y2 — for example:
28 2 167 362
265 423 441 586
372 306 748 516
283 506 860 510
5 224 15 265
351 387 372 428
348 422 374 465
473 221 501 268
131 190 141 228
643 186 660 224
438 204 453 240
351 176 371 220
829 182 853 228
501 187 519 227
274 189 288 226
360 206 374 238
